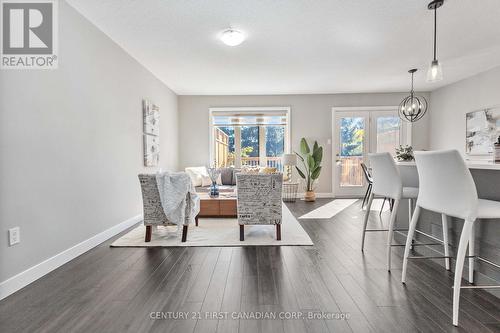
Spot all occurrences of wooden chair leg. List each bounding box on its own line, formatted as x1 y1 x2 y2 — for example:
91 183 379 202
145 225 152 242
240 225 244 241
181 225 188 242
195 216 199 227
276 224 281 241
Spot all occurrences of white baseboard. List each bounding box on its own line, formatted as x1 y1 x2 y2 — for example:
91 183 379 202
296 192 335 199
0 214 142 301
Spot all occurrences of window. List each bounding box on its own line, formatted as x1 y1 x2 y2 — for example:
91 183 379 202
210 107 290 170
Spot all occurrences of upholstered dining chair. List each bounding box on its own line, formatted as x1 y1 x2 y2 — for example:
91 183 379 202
138 174 190 242
236 173 283 241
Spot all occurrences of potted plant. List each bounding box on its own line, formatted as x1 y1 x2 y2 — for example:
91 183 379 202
395 145 414 161
295 138 323 202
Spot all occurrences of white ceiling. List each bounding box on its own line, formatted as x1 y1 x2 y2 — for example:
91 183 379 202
67 0 500 95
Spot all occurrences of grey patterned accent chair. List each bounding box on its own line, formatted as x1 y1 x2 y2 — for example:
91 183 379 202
138 174 189 242
236 173 283 241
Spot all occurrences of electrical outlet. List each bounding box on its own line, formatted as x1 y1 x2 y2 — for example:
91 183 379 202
9 227 20 246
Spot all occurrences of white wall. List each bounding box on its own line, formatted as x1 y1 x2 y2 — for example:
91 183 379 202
429 66 500 153
0 1 178 282
179 93 430 194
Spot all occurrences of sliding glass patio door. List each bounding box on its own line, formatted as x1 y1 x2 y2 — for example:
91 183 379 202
333 108 406 197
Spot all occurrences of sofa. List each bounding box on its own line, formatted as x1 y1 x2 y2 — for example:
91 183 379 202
193 167 239 193
185 166 280 194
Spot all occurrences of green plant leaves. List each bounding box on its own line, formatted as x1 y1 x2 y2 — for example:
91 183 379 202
300 138 310 154
312 146 323 164
313 141 319 153
297 138 323 187
311 166 322 180
307 154 315 170
295 166 306 179
294 151 304 162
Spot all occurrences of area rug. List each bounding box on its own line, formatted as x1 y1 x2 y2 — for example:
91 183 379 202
111 205 313 247
298 199 357 219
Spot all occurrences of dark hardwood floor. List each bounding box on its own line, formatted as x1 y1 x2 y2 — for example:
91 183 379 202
1 199 499 333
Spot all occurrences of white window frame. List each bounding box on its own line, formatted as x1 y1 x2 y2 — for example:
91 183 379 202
208 106 291 167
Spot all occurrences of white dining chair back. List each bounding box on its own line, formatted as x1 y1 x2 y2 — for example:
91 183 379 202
369 152 403 200
401 149 500 326
415 150 478 221
362 152 419 272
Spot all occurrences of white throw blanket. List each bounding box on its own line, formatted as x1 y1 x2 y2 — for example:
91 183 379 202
155 172 200 226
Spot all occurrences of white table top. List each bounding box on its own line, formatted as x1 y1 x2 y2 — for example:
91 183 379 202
396 161 500 171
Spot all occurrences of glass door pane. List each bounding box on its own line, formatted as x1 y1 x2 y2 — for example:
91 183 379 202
375 116 401 154
339 117 365 187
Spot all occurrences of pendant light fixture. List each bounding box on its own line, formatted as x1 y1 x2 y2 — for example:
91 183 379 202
427 0 444 82
399 69 428 123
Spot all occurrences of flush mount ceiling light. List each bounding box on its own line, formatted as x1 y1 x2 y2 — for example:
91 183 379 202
427 0 445 82
220 29 245 46
399 69 428 123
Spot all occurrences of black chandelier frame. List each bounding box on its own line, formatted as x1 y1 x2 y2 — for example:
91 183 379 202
398 69 428 123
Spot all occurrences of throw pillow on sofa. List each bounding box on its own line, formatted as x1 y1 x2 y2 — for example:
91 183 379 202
185 167 222 187
241 166 260 174
219 167 233 185
260 167 278 174
185 167 210 187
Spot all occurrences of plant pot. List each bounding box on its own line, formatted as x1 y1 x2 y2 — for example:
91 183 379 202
304 191 316 202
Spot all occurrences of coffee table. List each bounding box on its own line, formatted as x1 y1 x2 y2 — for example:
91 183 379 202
195 192 237 226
